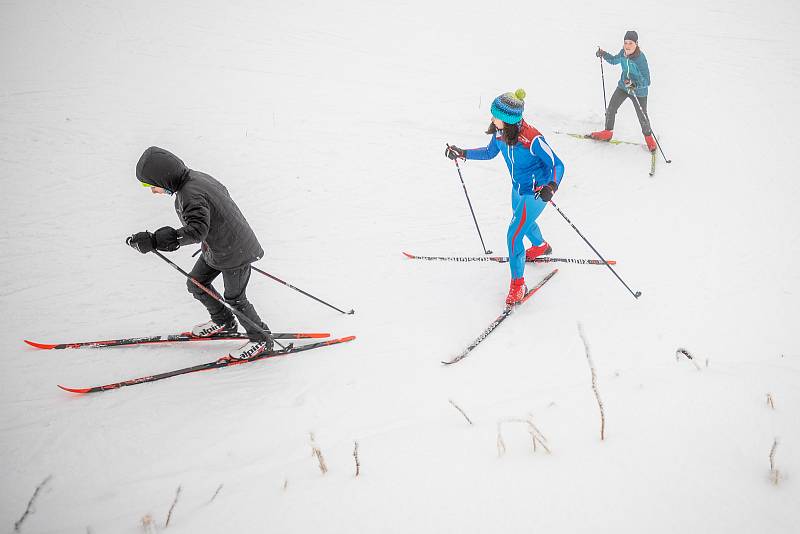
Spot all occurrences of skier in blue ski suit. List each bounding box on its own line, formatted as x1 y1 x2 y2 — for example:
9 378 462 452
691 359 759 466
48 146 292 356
446 89 564 305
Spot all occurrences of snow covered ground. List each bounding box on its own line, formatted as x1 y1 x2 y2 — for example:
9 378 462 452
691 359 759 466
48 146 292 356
1 1 799 532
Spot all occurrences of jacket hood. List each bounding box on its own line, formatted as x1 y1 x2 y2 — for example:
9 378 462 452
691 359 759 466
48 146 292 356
136 146 189 192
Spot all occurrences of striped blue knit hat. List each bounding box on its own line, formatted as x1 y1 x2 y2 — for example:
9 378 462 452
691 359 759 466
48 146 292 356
490 88 526 124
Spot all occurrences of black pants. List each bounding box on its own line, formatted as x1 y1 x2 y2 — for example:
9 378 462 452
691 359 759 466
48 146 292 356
187 256 270 341
605 87 651 135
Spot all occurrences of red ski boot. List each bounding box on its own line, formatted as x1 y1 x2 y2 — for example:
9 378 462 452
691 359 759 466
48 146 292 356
590 129 613 141
525 241 552 261
505 278 527 306
644 134 657 152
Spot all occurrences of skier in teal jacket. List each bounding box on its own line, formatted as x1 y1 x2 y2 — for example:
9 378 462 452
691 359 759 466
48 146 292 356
590 30 657 151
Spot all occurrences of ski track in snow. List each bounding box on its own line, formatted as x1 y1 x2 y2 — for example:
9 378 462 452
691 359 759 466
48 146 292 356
1 1 799 532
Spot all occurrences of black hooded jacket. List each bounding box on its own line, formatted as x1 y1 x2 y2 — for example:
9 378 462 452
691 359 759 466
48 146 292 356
136 146 264 270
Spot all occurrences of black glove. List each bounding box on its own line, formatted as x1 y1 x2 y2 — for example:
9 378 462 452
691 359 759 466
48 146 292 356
595 48 604 58
624 78 636 90
126 231 156 254
445 145 466 160
535 181 558 202
153 226 180 251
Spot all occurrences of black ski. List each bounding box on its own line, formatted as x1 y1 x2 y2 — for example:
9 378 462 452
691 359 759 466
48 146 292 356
58 335 356 394
442 270 558 365
25 331 330 350
403 251 614 265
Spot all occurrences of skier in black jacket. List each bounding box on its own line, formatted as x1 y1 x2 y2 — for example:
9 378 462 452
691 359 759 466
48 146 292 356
127 146 273 360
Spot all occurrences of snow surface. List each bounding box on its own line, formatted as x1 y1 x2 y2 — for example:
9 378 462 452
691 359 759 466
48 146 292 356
1 1 799 532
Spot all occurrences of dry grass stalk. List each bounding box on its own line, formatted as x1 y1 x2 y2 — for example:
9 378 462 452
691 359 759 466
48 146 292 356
496 416 551 456
14 474 52 532
310 432 328 475
208 484 223 504
496 422 506 457
526 415 551 454
769 439 780 485
353 441 361 477
141 515 157 534
766 393 775 410
165 485 181 528
448 399 474 425
579 323 606 440
676 347 702 370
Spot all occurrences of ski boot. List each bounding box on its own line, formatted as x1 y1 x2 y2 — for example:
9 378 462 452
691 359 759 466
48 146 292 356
525 241 552 261
589 129 613 141
191 316 238 338
505 278 528 306
228 337 274 361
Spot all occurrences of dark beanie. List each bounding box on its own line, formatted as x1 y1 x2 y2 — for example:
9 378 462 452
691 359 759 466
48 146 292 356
624 30 638 42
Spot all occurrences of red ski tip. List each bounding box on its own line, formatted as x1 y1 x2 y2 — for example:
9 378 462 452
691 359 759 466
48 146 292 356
402 252 415 259
25 340 56 350
58 385 91 394
332 335 356 344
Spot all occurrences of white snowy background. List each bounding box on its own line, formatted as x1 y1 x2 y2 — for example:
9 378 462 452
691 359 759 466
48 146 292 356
1 0 799 532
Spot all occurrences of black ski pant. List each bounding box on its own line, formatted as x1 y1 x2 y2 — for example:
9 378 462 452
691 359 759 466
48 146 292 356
187 256 270 341
605 87 652 135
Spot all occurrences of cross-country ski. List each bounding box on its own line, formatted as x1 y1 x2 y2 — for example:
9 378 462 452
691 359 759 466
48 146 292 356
24 331 331 350
58 336 356 394
402 251 615 265
553 131 645 147
442 269 558 365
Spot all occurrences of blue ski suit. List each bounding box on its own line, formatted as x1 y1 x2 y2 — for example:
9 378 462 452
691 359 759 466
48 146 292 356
464 120 564 279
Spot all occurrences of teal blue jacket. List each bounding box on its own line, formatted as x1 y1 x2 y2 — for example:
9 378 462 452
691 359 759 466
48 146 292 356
602 48 650 97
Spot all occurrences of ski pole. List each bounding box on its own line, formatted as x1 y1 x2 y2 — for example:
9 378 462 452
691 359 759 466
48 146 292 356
629 91 671 164
548 200 642 299
192 248 354 314
598 47 608 112
448 144 493 255
250 266 355 315
150 250 282 346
